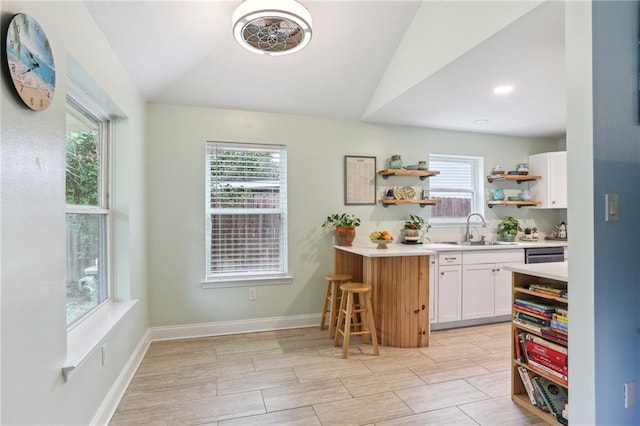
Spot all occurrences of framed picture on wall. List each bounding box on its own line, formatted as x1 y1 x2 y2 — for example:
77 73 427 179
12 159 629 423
344 155 377 205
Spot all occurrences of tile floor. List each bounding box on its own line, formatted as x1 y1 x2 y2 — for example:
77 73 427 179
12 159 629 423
110 322 548 425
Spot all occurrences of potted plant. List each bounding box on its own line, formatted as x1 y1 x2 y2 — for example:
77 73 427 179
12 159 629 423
497 216 522 242
403 214 431 242
322 213 361 246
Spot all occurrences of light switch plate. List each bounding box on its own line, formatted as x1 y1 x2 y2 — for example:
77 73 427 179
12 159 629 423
605 194 619 221
624 381 637 408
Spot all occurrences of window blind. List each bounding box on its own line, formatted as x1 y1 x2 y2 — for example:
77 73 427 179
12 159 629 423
429 154 483 220
205 142 288 279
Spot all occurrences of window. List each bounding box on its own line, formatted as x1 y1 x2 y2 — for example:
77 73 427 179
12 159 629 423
205 142 289 286
428 154 484 223
65 97 110 327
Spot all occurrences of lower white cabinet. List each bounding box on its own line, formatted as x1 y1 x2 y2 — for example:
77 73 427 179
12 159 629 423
461 250 524 320
437 252 462 323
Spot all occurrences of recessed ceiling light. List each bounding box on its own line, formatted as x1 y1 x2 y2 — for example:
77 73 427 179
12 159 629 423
473 119 489 124
493 85 514 95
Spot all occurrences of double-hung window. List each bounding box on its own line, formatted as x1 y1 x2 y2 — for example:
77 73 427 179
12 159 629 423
428 154 484 223
204 142 290 287
65 97 110 327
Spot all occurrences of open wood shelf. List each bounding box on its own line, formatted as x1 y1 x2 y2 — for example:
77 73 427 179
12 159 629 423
378 169 440 180
487 174 541 183
488 200 541 208
380 199 441 208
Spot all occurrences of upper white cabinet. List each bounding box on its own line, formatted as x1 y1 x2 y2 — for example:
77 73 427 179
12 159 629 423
528 151 567 208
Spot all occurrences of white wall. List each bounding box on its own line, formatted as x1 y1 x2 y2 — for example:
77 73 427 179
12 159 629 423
1 2 148 424
146 103 562 328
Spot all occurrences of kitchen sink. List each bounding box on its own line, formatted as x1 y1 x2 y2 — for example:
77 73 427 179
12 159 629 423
439 241 518 246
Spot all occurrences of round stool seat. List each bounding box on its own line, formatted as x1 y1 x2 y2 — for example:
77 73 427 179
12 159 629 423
325 274 352 282
339 283 371 293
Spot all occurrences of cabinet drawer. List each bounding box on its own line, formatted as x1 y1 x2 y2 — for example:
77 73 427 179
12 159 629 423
463 249 523 265
439 252 462 265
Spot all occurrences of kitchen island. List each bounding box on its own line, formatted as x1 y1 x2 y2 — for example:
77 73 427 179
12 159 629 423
333 244 436 348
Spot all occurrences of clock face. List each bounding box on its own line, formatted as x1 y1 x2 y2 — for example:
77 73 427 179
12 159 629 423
6 14 56 111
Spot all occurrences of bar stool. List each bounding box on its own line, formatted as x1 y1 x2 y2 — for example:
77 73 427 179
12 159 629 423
334 283 379 359
320 274 352 338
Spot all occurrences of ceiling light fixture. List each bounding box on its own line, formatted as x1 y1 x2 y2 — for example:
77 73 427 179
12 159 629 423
493 85 514 95
232 0 312 56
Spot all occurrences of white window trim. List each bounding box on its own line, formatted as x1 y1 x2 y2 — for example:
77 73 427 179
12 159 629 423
203 142 290 288
63 77 138 381
428 154 485 226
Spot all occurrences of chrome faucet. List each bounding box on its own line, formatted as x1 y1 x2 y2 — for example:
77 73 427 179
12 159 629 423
465 213 487 242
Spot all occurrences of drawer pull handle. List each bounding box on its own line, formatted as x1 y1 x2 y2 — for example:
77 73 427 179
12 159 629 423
444 257 456 261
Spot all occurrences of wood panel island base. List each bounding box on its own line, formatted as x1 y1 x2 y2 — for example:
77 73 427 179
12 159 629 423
333 244 432 348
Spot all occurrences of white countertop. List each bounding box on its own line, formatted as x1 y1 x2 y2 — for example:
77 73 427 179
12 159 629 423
335 240 567 258
503 262 568 282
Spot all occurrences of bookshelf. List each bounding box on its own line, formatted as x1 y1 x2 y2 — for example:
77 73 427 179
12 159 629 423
508 264 568 425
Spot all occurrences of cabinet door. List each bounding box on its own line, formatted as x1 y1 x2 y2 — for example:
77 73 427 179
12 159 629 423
462 263 494 320
494 261 522 316
437 265 461 323
548 151 567 208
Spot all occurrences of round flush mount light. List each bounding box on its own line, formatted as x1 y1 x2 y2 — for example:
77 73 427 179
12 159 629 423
473 119 489 125
493 85 514 95
232 0 312 56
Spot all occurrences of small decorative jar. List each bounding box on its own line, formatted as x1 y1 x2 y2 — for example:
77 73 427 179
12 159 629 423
389 155 402 169
520 189 532 201
417 161 428 170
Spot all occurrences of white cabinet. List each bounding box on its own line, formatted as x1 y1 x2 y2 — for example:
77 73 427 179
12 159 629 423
462 263 495 319
437 252 462 323
528 151 567 208
462 250 524 320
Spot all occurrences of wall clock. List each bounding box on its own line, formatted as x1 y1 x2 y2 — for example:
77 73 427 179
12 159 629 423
6 13 55 111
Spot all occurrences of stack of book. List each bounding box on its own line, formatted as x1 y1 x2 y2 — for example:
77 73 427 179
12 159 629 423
524 333 568 382
545 307 568 345
513 298 556 333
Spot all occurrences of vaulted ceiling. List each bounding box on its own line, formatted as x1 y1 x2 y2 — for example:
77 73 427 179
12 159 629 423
85 0 565 138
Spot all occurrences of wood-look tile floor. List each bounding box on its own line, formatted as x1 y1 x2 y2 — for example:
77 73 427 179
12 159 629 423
110 323 548 425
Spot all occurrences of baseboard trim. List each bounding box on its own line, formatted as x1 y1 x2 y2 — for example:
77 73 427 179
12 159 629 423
431 315 510 331
150 313 322 341
91 329 152 426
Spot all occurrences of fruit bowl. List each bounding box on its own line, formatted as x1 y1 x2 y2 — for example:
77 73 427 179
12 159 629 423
370 238 392 249
369 230 393 249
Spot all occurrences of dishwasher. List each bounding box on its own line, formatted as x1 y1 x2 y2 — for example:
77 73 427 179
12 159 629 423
525 247 565 264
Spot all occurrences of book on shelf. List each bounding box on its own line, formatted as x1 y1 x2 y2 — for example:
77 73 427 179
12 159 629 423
556 307 568 317
513 318 544 334
514 328 523 362
525 339 568 374
540 328 568 346
514 298 556 312
527 356 568 382
551 319 568 332
552 312 568 323
515 311 551 327
514 304 552 319
517 366 538 405
533 375 568 416
526 333 568 355
529 284 564 297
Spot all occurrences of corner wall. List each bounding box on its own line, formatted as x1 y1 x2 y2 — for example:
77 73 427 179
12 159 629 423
1 2 148 424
